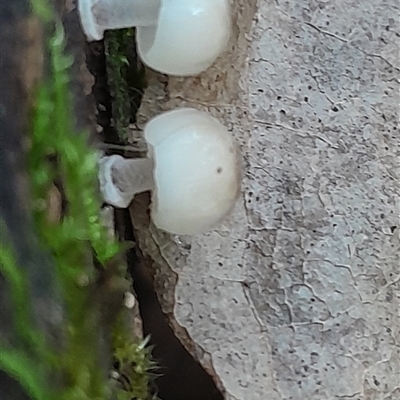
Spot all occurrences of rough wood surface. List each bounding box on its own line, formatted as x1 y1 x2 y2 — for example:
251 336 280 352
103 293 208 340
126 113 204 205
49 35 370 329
0 1 112 398
131 1 399 399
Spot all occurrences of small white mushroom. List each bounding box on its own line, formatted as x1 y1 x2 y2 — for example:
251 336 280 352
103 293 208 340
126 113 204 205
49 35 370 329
78 0 231 75
98 108 241 235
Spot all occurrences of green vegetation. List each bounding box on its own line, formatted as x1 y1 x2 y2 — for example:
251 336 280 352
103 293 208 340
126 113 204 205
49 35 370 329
0 240 52 400
105 29 147 141
0 1 155 399
112 324 157 400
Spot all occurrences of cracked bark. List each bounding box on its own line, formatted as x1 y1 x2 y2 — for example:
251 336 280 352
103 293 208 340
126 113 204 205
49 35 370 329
129 1 399 399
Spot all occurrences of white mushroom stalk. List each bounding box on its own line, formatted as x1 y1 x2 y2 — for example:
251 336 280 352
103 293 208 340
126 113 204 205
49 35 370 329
78 0 161 41
98 155 154 209
78 0 231 76
98 108 241 235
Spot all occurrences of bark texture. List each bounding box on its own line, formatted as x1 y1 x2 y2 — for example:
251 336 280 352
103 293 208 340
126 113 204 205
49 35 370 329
131 1 399 399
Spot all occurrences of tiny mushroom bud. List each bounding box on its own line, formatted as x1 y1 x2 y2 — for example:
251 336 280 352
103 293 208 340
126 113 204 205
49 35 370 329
78 0 231 75
98 108 241 235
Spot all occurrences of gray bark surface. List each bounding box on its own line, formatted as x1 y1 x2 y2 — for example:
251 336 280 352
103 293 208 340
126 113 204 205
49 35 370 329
131 1 400 399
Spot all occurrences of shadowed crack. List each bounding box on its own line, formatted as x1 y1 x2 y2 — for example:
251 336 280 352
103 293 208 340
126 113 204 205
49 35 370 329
118 209 224 400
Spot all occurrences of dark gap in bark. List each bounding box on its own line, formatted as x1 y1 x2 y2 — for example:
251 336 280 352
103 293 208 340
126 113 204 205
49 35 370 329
117 209 224 400
86 39 120 146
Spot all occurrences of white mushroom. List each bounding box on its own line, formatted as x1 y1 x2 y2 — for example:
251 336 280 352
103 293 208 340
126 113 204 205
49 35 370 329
78 0 231 76
98 108 241 235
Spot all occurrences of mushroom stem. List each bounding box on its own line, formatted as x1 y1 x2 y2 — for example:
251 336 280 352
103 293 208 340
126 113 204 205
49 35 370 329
111 156 154 194
78 0 161 41
98 155 154 208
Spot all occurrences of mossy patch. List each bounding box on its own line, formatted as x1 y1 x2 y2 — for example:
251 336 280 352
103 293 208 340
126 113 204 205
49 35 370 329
0 2 155 399
105 29 147 142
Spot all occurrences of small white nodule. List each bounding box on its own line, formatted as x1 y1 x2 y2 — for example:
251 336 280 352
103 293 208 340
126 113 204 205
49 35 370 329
124 292 136 309
98 108 241 235
78 0 231 76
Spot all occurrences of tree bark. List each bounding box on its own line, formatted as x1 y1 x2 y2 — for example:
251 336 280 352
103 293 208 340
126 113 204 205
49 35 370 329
0 1 105 398
0 2 61 398
130 0 399 399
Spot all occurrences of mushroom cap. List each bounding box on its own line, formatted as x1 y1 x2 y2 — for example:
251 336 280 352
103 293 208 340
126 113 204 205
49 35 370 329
145 108 240 235
136 0 231 76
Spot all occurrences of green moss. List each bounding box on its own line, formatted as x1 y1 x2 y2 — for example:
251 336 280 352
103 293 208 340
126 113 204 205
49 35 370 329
0 2 155 399
0 237 52 400
112 314 158 400
105 29 147 141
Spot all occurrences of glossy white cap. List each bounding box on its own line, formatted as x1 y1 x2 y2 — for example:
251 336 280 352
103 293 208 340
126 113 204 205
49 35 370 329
145 108 240 235
137 0 231 76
